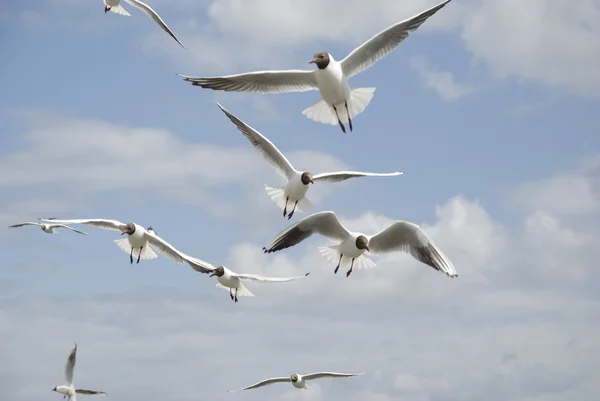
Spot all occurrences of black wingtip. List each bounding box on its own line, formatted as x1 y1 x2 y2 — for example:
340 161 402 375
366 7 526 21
305 272 310 276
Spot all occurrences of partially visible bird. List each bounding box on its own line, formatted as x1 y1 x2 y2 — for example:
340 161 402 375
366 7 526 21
217 103 403 219
263 211 457 278
9 221 87 235
52 343 106 401
229 371 364 392
103 0 186 48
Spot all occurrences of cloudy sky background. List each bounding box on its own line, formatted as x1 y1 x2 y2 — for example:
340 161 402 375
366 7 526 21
1 0 599 400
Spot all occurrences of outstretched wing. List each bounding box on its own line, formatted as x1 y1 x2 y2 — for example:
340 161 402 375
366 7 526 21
341 0 452 78
263 211 350 254
236 272 310 283
303 371 365 380
38 218 125 232
182 255 217 274
143 230 188 264
228 377 290 392
368 221 457 277
54 225 88 235
178 69 318 93
124 0 186 48
217 103 296 180
9 222 42 228
75 389 106 396
312 170 404 184
65 343 77 386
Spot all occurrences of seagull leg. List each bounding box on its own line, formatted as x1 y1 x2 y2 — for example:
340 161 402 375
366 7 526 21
283 196 289 217
287 200 299 220
129 248 134 264
234 288 238 303
346 258 355 277
332 105 346 133
229 288 234 301
344 101 353 132
137 246 142 264
334 254 343 274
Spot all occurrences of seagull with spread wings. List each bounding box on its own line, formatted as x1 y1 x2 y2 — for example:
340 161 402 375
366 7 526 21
263 211 457 278
217 103 403 219
9 221 87 235
229 371 364 392
52 344 106 401
180 1 451 132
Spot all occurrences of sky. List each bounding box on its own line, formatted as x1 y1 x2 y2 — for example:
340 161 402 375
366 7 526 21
0 0 599 400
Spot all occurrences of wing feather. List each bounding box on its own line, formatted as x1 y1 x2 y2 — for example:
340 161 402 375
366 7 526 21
303 372 365 380
124 0 186 48
65 343 77 386
368 221 457 277
178 70 318 93
217 103 296 180
75 389 106 396
143 230 188 264
228 377 290 392
9 222 42 228
263 211 350 253
37 218 125 232
341 0 452 78
236 272 310 283
182 255 217 274
55 225 88 235
312 170 404 184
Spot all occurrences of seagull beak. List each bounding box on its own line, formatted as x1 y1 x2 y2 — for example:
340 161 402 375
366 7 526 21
309 58 317 64
120 231 127 236
209 272 216 278
310 179 314 184
365 246 370 252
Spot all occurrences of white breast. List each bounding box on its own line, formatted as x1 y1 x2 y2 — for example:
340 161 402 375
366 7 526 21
128 224 148 248
218 273 240 289
291 377 305 388
315 59 350 105
339 232 366 258
285 172 310 201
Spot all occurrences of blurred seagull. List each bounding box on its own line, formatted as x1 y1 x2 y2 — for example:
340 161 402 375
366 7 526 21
217 103 403 219
263 211 457 278
9 221 87 235
37 218 186 265
179 0 451 132
229 371 364 392
52 344 106 401
103 0 186 48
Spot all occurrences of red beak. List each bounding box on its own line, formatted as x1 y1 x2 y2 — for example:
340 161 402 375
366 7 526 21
209 272 216 277
120 232 127 236
309 59 317 64
365 246 370 252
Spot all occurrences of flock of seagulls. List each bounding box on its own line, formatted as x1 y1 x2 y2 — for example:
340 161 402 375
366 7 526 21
11 0 457 397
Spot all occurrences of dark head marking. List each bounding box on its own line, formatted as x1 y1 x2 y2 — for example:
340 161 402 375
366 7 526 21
301 172 314 185
355 235 370 251
209 266 225 278
309 52 330 69
122 223 136 236
291 374 299 382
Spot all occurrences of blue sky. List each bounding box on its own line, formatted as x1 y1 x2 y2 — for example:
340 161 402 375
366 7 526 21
1 0 599 400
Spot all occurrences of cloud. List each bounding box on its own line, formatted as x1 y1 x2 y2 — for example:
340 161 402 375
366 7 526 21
409 55 477 101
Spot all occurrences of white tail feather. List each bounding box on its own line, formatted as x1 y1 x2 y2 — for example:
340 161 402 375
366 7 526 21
216 282 255 297
302 87 376 125
317 246 376 270
304 384 312 390
109 4 131 16
113 238 158 260
265 185 287 210
297 196 315 212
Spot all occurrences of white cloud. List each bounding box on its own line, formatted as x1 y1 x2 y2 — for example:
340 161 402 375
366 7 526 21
409 55 477 101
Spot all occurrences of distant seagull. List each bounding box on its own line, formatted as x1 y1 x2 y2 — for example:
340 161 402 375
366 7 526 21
103 0 186 48
229 372 364 392
9 222 87 235
37 218 185 265
217 103 403 219
52 344 106 401
179 0 451 132
263 211 457 278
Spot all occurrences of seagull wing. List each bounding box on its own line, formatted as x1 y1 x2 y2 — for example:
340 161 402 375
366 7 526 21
341 0 452 78
75 390 106 396
53 225 88 235
303 372 365 380
65 343 77 386
228 377 290 392
178 69 318 94
8 222 43 228
312 170 404 184
124 0 186 48
37 218 126 232
182 255 217 274
143 230 188 264
217 103 297 180
368 221 457 277
263 211 350 253
235 272 310 283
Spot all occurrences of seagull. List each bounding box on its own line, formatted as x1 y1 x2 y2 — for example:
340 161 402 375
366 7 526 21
103 0 186 48
9 221 87 235
179 0 451 132
229 371 364 392
37 218 186 265
52 344 106 401
263 211 457 278
217 103 403 219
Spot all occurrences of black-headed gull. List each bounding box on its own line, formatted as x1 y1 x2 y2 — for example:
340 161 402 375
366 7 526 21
229 371 364 392
9 221 87 235
52 344 106 401
217 103 403 219
263 211 457 278
103 0 186 48
179 0 451 132
37 218 186 265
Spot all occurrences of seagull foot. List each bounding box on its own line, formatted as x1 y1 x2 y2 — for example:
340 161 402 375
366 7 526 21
346 268 353 277
334 266 340 274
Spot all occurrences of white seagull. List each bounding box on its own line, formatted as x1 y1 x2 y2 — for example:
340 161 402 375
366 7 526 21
179 0 451 132
263 211 457 278
217 103 403 219
229 371 364 392
103 0 186 48
37 218 186 265
9 221 87 235
52 344 106 401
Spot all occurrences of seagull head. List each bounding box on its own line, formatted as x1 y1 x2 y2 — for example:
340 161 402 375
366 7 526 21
290 374 299 382
121 223 135 236
356 235 370 252
104 5 111 13
301 172 314 185
209 266 225 278
309 52 330 69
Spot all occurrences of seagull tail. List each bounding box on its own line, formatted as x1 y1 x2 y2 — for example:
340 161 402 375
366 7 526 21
345 87 376 122
297 196 315 213
302 87 376 124
109 4 131 16
216 282 255 297
304 383 312 390
302 98 338 125
264 185 287 210
113 238 158 260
